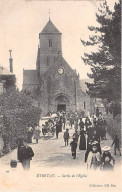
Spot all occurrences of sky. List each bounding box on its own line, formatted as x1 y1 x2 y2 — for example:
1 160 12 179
0 0 117 89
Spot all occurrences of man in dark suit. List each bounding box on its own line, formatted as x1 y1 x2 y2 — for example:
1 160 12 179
17 138 34 170
55 121 60 139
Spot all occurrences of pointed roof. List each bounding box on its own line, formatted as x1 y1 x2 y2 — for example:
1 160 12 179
41 19 61 34
41 55 86 96
42 55 78 79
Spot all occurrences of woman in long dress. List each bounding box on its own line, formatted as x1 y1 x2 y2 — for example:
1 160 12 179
33 124 41 143
79 130 86 150
66 119 71 129
27 125 33 143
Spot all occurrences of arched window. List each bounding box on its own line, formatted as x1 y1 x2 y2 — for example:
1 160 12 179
49 39 52 47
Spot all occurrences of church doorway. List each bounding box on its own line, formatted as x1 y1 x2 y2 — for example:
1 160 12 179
54 93 70 112
57 104 66 112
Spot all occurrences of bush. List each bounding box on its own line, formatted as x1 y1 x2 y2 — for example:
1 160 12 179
0 90 42 151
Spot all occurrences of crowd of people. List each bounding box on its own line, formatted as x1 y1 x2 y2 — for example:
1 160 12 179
63 114 121 171
14 109 121 171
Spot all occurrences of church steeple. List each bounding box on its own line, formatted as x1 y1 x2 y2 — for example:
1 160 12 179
40 19 61 34
37 19 62 75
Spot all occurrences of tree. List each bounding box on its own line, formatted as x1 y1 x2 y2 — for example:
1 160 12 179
81 0 121 117
0 89 42 152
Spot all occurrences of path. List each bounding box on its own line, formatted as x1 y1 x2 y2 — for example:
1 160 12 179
0 127 121 171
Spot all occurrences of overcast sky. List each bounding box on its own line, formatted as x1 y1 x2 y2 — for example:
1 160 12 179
0 0 117 89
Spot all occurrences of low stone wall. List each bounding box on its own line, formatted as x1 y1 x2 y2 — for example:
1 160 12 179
106 114 121 144
113 114 121 142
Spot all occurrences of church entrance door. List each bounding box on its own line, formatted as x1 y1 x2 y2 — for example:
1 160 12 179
57 104 66 112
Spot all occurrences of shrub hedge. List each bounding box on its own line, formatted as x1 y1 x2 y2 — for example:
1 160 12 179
0 90 42 151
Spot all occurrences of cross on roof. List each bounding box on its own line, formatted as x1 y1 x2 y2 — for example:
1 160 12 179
48 9 51 20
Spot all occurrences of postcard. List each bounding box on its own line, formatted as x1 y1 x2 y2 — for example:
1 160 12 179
0 0 121 192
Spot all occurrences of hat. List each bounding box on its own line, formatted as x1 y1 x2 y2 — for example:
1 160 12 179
102 146 111 151
91 141 98 146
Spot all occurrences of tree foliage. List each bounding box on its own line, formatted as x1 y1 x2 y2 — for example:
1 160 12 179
0 90 42 151
81 0 121 116
0 75 16 91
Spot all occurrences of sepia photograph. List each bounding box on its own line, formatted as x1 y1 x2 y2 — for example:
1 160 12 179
0 0 121 192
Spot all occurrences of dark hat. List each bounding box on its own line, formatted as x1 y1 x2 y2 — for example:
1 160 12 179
16 137 27 144
16 138 24 145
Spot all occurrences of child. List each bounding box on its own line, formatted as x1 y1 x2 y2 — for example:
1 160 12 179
102 156 113 171
87 142 101 170
112 135 121 156
63 129 69 146
101 146 115 168
73 130 79 143
70 138 77 159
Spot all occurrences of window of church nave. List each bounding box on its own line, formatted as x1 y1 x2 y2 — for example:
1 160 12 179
49 38 52 47
54 56 56 62
84 101 86 110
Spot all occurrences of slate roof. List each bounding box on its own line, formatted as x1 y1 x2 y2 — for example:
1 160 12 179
80 78 93 93
41 19 61 34
23 70 39 85
43 55 78 79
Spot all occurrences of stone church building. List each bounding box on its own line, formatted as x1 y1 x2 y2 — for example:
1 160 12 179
23 19 91 115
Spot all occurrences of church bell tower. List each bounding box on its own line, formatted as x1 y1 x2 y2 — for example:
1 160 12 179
36 18 62 75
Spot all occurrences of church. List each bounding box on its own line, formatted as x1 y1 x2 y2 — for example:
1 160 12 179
23 18 92 116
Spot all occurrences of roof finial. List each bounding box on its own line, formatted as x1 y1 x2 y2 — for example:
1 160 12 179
9 49 12 58
48 9 51 20
9 50 13 73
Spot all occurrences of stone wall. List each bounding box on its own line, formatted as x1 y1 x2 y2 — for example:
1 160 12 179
105 114 121 145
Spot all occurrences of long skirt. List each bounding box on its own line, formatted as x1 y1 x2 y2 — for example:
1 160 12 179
79 135 86 150
33 131 41 140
